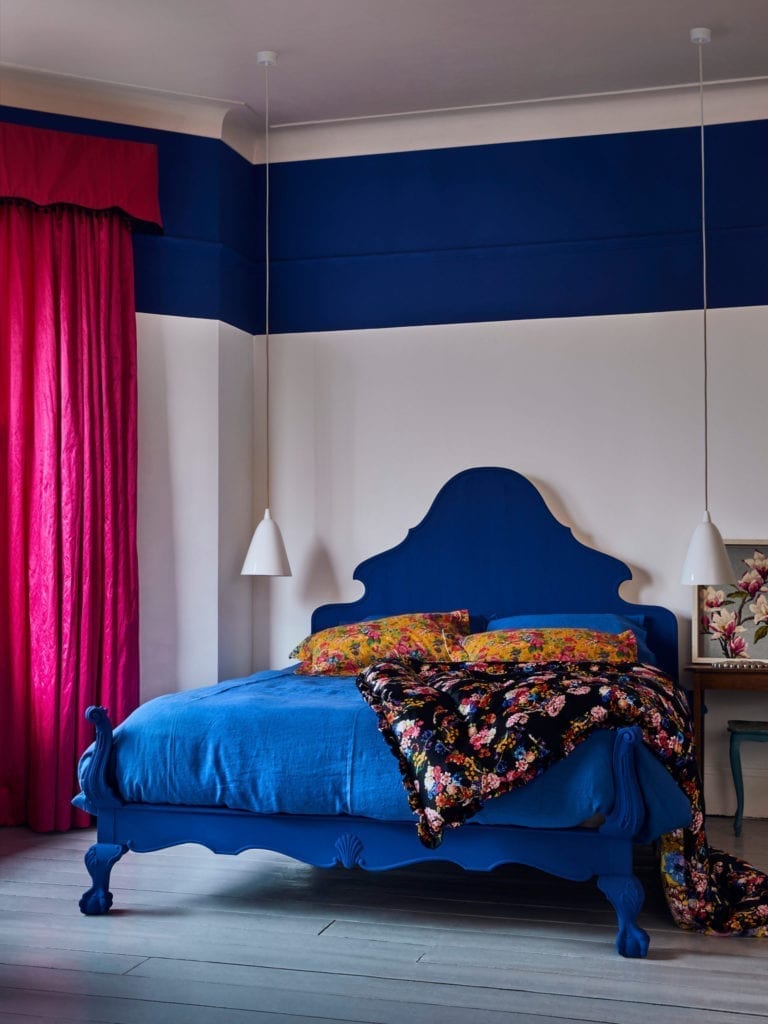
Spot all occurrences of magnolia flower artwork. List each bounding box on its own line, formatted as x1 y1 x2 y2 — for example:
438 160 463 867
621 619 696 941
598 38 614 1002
697 544 768 661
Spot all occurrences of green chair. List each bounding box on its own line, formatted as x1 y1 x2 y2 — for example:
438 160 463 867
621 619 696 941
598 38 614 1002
727 720 768 836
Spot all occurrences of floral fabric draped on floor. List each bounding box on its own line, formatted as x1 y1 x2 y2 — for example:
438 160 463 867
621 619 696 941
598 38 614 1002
356 658 768 936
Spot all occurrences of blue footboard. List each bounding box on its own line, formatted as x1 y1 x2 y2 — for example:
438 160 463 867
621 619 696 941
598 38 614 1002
78 705 651 957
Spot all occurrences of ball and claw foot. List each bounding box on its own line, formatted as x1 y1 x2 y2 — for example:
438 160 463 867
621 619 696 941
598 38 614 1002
597 873 650 958
79 887 114 915
79 842 125 916
615 919 650 958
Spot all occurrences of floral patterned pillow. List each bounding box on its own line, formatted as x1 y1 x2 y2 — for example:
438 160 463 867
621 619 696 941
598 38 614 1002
291 610 470 675
460 627 638 665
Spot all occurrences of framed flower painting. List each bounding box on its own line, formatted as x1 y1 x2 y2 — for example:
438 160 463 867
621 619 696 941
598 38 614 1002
693 541 768 663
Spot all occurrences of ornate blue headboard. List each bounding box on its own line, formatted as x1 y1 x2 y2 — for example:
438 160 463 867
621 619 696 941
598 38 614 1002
312 467 678 679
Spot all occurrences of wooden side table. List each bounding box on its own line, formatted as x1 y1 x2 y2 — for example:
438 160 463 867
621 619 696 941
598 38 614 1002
685 663 768 776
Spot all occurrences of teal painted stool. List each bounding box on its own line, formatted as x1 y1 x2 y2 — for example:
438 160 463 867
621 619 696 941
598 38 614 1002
727 720 768 836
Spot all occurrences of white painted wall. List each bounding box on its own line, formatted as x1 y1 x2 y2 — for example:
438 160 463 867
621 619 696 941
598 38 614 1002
137 313 255 700
268 306 768 817
217 321 258 681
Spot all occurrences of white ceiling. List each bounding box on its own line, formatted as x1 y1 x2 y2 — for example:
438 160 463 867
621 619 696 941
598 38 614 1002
0 0 767 126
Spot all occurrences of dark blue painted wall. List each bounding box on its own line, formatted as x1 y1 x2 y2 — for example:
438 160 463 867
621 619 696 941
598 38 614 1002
269 121 768 332
3 104 766 335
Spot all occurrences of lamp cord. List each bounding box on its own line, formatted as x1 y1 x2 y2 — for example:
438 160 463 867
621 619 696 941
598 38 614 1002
264 61 271 510
698 40 709 514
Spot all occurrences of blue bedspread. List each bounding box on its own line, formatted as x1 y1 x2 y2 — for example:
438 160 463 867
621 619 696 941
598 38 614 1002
76 666 689 839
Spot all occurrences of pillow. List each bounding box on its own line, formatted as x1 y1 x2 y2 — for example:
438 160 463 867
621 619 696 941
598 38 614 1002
290 610 470 675
365 611 488 633
460 627 638 665
486 613 656 666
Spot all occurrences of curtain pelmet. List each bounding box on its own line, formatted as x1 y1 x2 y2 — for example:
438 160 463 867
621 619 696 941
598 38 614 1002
0 121 162 229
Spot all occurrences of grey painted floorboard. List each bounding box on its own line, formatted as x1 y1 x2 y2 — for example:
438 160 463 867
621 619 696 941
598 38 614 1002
0 818 766 1023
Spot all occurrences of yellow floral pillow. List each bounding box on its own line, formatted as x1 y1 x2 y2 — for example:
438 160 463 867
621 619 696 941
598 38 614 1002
291 610 470 675
460 627 637 665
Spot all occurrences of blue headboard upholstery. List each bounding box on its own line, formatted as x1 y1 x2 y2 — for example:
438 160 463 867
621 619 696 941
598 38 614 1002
311 467 678 680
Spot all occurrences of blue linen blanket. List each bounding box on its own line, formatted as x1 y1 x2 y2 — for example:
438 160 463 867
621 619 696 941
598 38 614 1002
76 665 688 837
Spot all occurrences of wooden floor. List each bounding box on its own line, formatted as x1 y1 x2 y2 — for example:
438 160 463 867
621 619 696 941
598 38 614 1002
1 818 767 1023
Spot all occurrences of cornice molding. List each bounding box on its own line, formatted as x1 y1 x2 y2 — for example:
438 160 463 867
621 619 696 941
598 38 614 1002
2 63 766 165
0 63 262 161
270 78 768 162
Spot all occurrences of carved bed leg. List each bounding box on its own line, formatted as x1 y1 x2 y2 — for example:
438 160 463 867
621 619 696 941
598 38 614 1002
597 873 650 958
79 843 126 915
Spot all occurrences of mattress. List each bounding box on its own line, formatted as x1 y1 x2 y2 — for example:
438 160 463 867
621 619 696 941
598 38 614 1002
76 665 690 840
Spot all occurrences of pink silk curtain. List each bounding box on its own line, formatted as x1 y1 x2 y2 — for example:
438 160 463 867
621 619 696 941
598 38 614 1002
0 124 159 831
0 202 139 830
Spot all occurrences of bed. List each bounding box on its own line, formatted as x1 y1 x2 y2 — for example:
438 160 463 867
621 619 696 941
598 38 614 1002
75 466 692 957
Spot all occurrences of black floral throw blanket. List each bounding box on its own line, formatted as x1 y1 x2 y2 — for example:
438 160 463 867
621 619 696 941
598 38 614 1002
356 658 768 935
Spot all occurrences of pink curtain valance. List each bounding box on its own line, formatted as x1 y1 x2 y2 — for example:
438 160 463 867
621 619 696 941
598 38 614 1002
0 121 162 228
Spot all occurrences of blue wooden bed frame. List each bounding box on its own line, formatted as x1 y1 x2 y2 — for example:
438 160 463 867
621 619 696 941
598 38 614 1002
78 467 681 957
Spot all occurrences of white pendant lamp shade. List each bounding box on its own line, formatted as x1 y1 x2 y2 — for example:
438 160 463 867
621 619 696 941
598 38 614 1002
242 509 291 577
680 511 733 586
241 50 292 579
679 28 732 588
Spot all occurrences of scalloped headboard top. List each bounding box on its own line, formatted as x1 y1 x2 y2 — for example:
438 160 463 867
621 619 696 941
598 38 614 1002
311 467 678 680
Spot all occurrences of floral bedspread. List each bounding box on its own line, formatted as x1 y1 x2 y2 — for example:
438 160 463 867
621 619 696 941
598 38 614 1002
356 658 768 935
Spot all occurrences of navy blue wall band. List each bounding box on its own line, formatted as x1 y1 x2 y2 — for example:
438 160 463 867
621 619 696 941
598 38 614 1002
273 122 768 260
269 120 768 332
3 104 766 334
271 226 768 333
273 130 698 259
131 236 262 330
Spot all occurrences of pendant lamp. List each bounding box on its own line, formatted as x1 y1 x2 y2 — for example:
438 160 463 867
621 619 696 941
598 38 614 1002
680 28 732 587
242 50 292 577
